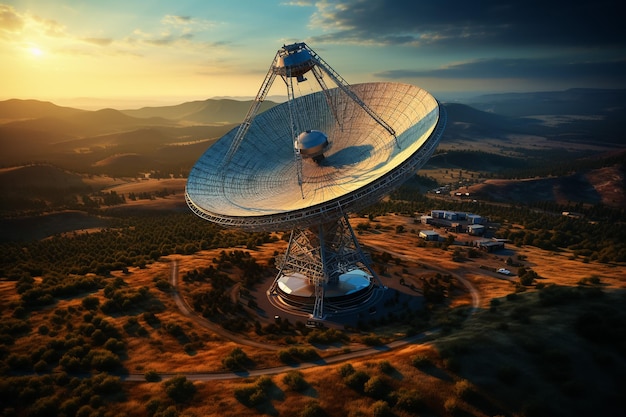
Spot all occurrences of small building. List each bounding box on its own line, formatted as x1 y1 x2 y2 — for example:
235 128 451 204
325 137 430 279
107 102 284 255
467 224 485 236
476 240 505 252
431 210 445 219
443 211 458 221
562 211 584 219
420 215 433 225
419 230 439 241
455 212 468 221
467 214 484 224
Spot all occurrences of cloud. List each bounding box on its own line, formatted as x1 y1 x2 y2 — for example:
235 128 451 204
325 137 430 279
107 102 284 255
0 3 223 60
162 14 192 26
375 58 626 83
309 0 626 49
82 37 113 47
0 4 24 34
0 4 66 40
281 1 315 6
143 33 194 47
32 15 66 37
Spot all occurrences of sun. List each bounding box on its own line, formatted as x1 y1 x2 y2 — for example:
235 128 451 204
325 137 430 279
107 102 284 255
29 46 43 57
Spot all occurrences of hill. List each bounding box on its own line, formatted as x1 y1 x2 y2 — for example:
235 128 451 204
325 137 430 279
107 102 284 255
1 90 624 206
467 88 626 117
120 98 277 124
464 88 626 143
0 98 85 120
0 164 86 190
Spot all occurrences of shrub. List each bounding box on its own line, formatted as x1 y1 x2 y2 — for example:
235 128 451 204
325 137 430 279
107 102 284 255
163 375 196 403
338 363 355 377
362 334 383 346
411 354 432 368
234 376 273 407
76 405 95 417
444 397 459 413
222 347 250 371
371 400 393 417
145 369 161 382
33 359 48 373
306 328 347 345
82 296 100 311
300 400 325 417
60 398 80 417
393 388 424 413
277 346 319 364
363 376 389 399
283 370 308 392
88 349 121 371
145 399 161 416
378 360 394 374
94 374 122 395
454 379 473 400
344 370 370 393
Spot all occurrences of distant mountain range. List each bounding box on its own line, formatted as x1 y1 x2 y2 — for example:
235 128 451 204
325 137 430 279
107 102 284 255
0 88 624 179
119 98 277 124
466 88 626 117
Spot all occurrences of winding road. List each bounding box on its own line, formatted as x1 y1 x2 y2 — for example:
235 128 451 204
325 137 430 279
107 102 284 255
124 250 480 382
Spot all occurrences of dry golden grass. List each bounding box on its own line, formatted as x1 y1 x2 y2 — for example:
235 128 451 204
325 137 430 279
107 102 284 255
3 211 625 417
112 215 625 416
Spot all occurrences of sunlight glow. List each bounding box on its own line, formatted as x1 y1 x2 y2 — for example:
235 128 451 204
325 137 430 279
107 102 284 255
29 46 44 57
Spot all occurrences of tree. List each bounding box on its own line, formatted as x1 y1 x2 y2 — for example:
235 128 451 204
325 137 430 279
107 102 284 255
283 370 307 392
364 376 389 399
163 375 196 403
300 400 325 417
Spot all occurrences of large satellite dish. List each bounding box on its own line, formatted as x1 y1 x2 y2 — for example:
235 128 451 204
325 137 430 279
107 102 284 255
186 42 446 319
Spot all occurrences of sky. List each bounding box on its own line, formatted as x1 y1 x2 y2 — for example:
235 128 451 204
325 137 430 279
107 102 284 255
1 0 625 108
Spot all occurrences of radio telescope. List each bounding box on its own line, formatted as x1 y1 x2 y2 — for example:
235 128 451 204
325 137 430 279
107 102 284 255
186 42 446 320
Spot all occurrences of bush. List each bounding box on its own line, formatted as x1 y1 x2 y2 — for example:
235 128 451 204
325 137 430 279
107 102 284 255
344 370 370 393
222 347 251 370
82 296 100 310
88 349 121 371
306 328 347 345
338 363 355 377
76 405 96 417
145 369 161 382
234 376 273 407
362 334 383 346
94 374 122 395
163 375 196 403
411 354 432 368
277 346 320 364
378 360 394 374
454 379 473 400
363 376 389 399
444 397 459 414
283 370 308 392
393 388 424 413
371 400 393 417
300 400 325 417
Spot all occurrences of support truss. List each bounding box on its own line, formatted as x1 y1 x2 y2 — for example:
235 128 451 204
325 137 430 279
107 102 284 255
272 214 380 319
221 42 397 172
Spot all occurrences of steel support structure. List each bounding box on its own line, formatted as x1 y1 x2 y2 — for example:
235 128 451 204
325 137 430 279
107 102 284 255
221 42 397 171
271 213 379 319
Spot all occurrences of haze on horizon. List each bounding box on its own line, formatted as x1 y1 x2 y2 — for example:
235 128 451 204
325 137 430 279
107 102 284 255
1 0 625 109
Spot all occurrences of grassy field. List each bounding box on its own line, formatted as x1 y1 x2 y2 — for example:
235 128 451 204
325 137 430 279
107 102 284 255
2 203 624 416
